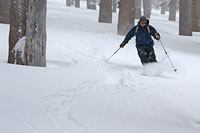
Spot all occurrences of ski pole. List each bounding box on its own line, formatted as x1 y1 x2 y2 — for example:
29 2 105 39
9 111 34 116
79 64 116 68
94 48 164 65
159 40 177 72
106 48 121 62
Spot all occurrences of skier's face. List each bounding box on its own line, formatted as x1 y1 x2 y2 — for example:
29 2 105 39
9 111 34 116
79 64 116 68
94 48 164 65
140 21 146 27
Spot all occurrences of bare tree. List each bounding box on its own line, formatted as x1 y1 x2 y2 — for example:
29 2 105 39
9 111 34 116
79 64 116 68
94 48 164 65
135 0 141 19
118 0 135 35
8 0 29 64
0 0 11 24
75 0 80 8
179 0 192 36
87 0 96 10
98 0 112 23
168 0 177 21
24 0 47 67
192 0 200 32
143 0 152 18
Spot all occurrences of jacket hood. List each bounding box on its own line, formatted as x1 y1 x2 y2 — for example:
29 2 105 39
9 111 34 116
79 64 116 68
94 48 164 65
138 19 150 27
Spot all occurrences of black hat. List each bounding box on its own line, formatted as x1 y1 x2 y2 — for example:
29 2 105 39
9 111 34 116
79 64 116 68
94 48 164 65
139 16 147 22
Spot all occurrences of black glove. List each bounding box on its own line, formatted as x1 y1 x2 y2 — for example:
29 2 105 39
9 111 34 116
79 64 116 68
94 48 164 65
155 33 160 40
120 40 128 48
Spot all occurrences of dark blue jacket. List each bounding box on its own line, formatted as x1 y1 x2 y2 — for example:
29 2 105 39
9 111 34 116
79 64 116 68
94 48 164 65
124 19 158 46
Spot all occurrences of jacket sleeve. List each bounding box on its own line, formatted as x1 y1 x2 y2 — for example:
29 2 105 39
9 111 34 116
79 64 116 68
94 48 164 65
124 26 137 42
149 25 158 39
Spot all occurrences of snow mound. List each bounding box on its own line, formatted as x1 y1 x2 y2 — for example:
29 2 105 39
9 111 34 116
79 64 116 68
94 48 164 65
141 62 176 78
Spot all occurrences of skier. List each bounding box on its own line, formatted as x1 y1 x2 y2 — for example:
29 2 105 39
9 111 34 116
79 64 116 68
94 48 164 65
120 16 161 65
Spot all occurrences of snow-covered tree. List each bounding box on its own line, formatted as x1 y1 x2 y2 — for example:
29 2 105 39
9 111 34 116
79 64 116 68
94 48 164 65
179 0 192 36
118 0 135 35
0 0 10 24
98 0 112 23
8 0 29 64
8 0 47 67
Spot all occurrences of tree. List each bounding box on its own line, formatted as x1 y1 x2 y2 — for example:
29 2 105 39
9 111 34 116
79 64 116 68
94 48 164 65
118 0 135 35
0 0 11 24
179 0 192 36
160 1 167 14
24 0 47 67
135 0 141 19
192 0 200 32
75 0 80 8
98 0 112 23
87 0 96 10
8 0 29 64
71 0 75 6
112 0 117 13
8 0 47 67
168 0 177 21
66 0 72 7
153 0 169 14
143 0 152 18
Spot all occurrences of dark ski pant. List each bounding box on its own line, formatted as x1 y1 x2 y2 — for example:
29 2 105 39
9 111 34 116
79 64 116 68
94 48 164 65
136 45 157 65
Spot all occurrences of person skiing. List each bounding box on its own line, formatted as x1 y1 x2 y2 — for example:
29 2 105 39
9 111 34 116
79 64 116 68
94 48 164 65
120 16 160 65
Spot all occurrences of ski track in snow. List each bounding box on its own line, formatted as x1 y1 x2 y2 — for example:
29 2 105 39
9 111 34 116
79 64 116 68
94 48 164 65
42 17 200 131
42 57 200 132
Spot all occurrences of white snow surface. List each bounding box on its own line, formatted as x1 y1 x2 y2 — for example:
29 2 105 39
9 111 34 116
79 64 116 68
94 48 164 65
13 36 26 63
0 1 200 133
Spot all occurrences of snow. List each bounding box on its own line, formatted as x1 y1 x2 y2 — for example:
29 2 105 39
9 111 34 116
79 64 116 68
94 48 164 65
13 36 26 63
1 1 200 133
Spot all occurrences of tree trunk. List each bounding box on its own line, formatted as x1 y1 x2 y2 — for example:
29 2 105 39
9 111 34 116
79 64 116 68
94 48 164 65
75 0 80 8
160 1 167 15
192 0 200 32
71 0 75 6
8 0 29 64
179 0 192 36
135 0 141 19
118 0 135 35
169 0 177 21
66 0 71 6
112 0 117 13
0 0 10 24
143 0 152 18
87 0 96 10
25 0 47 67
98 0 112 23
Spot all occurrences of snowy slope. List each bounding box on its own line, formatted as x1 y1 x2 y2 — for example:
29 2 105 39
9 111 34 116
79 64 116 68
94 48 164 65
0 1 200 133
